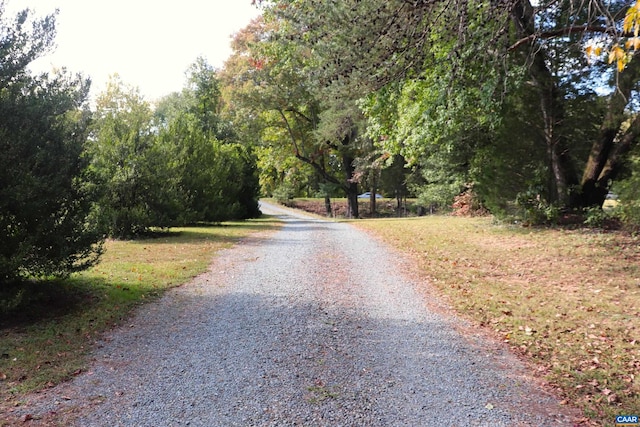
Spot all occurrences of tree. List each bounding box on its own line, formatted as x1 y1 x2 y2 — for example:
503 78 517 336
89 75 183 238
0 6 103 282
222 14 377 217
155 58 260 223
257 0 640 216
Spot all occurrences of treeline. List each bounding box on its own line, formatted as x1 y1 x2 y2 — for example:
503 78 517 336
227 1 640 225
0 8 259 283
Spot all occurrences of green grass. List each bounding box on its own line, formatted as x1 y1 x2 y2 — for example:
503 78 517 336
354 215 639 426
0 218 281 405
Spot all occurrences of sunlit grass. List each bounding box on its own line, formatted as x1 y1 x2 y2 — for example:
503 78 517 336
354 216 639 426
0 218 281 404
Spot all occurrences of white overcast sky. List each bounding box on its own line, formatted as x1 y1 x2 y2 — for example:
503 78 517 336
6 0 262 102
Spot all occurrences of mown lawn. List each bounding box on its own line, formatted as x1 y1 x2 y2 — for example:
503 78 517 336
354 215 639 426
0 218 281 408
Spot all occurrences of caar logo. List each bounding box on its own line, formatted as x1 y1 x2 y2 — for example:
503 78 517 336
616 415 639 426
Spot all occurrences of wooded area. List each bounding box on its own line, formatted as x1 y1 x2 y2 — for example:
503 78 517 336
3 1 640 278
241 0 640 222
0 7 260 283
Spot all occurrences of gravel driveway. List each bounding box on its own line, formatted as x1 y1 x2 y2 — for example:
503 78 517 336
13 201 578 426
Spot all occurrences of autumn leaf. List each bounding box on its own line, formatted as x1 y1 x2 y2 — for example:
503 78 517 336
625 37 640 50
608 46 630 71
623 2 640 36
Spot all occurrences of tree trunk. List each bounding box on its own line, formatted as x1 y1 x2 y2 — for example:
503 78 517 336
343 152 359 219
369 171 378 217
579 58 640 207
324 195 332 217
509 1 640 209
369 192 377 217
510 0 577 207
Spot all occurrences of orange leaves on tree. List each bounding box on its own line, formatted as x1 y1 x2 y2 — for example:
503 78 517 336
608 45 631 72
607 1 640 71
586 1 640 71
623 1 640 37
249 57 265 70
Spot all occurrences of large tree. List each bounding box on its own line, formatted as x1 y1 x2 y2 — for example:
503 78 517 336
223 13 376 217
89 75 183 238
0 6 103 282
256 0 640 214
155 58 260 222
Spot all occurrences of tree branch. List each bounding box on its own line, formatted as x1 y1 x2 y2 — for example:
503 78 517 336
294 152 342 187
285 107 312 123
508 25 615 51
277 108 343 187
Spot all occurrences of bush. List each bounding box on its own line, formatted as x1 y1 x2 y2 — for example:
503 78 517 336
0 74 104 281
611 154 640 231
583 205 612 228
514 190 560 225
272 183 296 205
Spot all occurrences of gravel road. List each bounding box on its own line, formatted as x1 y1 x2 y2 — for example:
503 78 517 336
12 201 578 426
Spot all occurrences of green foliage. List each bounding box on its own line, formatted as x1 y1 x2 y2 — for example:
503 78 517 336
612 153 640 230
184 56 236 141
208 143 260 221
0 6 103 282
90 65 261 238
239 0 640 218
89 75 183 238
582 205 611 228
514 191 561 225
272 182 296 204
156 59 260 223
222 10 371 218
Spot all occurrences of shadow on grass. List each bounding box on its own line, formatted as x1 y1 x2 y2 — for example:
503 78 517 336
1 218 283 330
0 277 104 330
120 218 283 246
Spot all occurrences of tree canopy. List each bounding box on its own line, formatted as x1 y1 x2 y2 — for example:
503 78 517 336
236 0 640 223
0 5 103 282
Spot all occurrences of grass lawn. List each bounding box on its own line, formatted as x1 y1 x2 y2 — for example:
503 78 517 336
0 217 281 407
354 215 639 426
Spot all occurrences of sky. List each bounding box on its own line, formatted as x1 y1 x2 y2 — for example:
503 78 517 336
6 0 262 102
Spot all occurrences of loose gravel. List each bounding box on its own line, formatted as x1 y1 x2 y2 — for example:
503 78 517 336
9 202 578 426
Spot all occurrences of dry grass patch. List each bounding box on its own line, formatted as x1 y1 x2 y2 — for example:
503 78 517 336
0 218 281 408
355 216 639 426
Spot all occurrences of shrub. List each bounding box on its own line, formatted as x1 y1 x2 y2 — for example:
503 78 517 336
0 75 104 281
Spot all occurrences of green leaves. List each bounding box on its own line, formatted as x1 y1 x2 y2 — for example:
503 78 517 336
0 6 102 281
89 75 182 238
